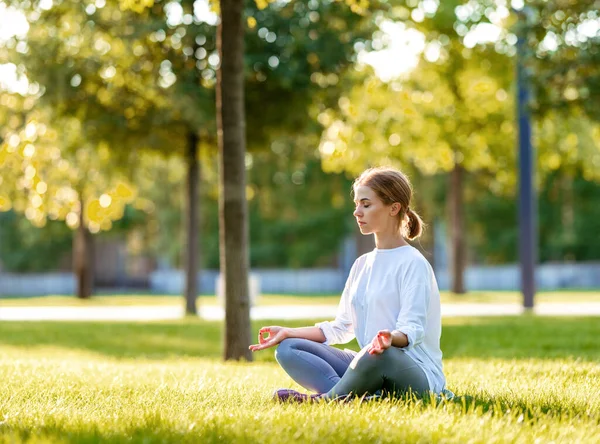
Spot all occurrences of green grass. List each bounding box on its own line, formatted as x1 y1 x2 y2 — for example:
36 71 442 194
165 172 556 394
1 316 599 443
1 290 600 307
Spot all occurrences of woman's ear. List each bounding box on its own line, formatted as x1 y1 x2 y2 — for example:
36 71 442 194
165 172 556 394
390 203 401 217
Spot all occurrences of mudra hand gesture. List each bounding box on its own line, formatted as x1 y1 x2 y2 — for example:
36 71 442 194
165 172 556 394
249 326 288 352
367 329 393 355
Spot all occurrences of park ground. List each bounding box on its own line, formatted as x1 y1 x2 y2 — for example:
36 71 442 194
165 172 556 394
0 292 599 443
2 290 600 306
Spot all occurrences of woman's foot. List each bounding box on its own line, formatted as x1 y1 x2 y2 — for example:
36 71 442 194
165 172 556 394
272 389 322 403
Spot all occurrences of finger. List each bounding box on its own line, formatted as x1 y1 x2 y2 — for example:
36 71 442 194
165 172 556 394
379 330 391 340
252 340 276 351
259 332 269 344
380 334 389 346
379 330 390 340
381 337 390 349
260 328 274 344
370 346 382 355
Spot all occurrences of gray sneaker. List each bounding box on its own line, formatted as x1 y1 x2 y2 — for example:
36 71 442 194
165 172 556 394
272 389 322 403
436 388 456 402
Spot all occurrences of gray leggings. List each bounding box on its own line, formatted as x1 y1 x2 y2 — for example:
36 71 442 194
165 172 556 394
274 338 430 399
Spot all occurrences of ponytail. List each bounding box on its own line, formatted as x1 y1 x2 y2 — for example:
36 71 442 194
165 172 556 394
405 208 424 240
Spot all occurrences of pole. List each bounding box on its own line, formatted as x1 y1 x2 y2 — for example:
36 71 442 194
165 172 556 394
516 9 536 309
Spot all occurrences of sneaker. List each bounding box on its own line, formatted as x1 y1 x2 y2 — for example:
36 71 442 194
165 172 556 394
435 388 456 402
272 389 322 403
361 393 383 403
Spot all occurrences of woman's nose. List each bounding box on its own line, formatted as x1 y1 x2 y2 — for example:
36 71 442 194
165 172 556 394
353 208 362 217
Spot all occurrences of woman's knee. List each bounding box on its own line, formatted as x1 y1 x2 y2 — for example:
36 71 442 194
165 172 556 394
274 338 305 363
350 347 384 372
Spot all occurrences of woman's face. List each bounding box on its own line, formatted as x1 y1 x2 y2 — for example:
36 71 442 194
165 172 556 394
353 185 400 235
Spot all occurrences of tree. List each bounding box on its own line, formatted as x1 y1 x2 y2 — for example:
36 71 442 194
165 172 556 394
217 0 252 360
3 0 216 309
519 0 600 121
0 107 137 297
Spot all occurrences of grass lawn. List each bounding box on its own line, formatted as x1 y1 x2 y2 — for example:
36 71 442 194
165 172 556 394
1 290 600 307
1 316 599 443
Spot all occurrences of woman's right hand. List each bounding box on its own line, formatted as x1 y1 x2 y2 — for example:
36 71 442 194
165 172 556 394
249 326 288 352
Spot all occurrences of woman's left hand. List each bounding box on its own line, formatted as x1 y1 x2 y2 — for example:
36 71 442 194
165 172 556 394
367 329 392 355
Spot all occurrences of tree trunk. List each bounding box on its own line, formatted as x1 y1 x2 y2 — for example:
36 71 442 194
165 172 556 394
449 164 466 294
217 0 252 361
184 130 200 315
73 200 94 299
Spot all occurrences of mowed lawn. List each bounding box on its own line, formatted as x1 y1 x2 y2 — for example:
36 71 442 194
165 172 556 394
1 316 599 443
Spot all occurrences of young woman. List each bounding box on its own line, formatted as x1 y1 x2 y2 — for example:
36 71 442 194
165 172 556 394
249 167 448 402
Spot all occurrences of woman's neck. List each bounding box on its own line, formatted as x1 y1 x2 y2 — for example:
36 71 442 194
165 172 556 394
373 233 408 250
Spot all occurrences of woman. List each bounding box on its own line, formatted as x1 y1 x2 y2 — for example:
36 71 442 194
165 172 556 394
249 167 448 402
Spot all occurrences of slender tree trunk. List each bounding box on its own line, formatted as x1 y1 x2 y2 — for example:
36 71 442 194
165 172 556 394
449 164 466 294
561 174 575 254
184 130 200 315
217 0 252 361
73 199 94 299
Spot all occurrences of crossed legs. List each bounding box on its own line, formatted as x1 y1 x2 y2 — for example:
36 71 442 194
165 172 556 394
275 338 429 399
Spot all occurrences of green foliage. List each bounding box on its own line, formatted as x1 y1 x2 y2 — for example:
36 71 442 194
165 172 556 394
247 155 354 268
539 171 600 262
468 169 600 264
318 43 517 191
244 0 380 147
521 0 600 121
1 0 380 268
130 149 355 269
0 204 148 272
0 210 72 272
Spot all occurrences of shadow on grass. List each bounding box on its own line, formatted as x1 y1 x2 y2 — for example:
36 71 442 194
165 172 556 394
0 422 251 444
0 316 598 361
428 391 600 423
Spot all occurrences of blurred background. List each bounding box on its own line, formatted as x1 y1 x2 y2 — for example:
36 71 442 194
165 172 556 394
0 0 599 302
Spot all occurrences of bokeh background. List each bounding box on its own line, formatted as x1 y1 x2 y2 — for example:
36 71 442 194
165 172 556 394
1 0 599 303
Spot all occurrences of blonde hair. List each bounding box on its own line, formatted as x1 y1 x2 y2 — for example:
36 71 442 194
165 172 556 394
352 167 424 240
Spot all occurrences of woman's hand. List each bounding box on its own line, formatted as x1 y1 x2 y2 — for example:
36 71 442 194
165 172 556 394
249 326 288 352
367 329 392 355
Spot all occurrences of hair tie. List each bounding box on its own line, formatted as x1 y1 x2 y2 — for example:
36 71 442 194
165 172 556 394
406 206 411 213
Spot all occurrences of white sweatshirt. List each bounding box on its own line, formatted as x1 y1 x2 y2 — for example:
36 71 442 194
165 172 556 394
315 245 446 393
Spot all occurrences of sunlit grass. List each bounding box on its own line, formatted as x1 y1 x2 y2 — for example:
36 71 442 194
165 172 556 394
1 290 600 307
0 316 599 443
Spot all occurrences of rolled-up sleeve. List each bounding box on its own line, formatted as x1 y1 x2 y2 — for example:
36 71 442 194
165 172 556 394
315 266 356 346
394 283 430 350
